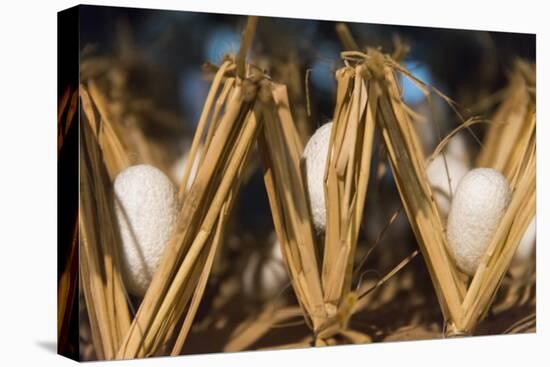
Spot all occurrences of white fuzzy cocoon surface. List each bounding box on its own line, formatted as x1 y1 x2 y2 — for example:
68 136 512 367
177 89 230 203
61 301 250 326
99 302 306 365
242 234 288 300
113 164 179 296
427 133 470 218
427 154 469 218
447 168 511 275
302 122 333 232
514 216 536 261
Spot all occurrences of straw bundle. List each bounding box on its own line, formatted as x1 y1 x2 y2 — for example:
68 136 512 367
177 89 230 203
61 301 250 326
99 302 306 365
476 60 536 180
57 85 79 355
115 17 267 358
253 48 418 346
338 49 535 335
77 16 274 359
461 60 536 333
79 83 132 360
57 86 78 153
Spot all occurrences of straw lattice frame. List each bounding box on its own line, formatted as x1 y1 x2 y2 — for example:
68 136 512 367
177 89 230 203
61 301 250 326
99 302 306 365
340 49 535 335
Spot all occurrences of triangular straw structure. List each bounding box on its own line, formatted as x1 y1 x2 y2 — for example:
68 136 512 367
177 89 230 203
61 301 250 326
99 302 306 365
257 54 384 343
116 69 262 358
338 49 535 335
257 83 327 332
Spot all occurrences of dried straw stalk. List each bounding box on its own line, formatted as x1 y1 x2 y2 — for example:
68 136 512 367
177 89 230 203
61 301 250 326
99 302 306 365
79 84 132 359
223 46 421 350
57 86 78 153
340 49 535 335
116 71 260 358
322 62 375 309
82 81 130 179
223 247 419 351
224 305 304 352
116 17 265 358
57 86 79 352
476 60 536 180
57 216 78 351
459 61 536 333
78 16 263 359
256 56 380 344
355 50 467 329
257 82 326 333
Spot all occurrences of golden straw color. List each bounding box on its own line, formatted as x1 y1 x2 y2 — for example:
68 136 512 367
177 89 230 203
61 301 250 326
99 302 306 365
224 305 304 352
460 61 536 333
476 60 536 180
115 16 273 358
115 70 260 358
57 86 79 354
79 84 132 360
337 49 535 335
257 82 327 333
322 62 375 311
57 86 78 153
255 46 417 346
77 16 277 359
225 26 424 348
76 16 536 359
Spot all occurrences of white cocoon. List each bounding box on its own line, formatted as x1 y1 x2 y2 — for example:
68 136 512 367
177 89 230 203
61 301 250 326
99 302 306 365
302 122 333 232
427 133 470 218
171 147 201 190
447 168 511 275
427 154 469 218
113 164 179 296
242 234 288 301
514 216 536 261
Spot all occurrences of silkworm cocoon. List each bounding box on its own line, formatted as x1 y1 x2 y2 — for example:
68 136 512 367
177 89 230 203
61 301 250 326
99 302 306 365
445 133 470 162
426 133 470 218
302 122 333 232
242 234 288 301
427 154 469 218
113 164 179 296
447 168 511 275
514 216 536 261
171 147 201 190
